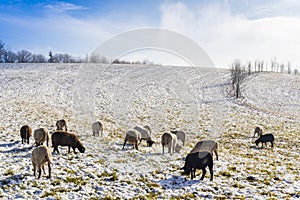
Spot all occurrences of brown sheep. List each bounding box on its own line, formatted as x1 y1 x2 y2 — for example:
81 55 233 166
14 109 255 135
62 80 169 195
122 130 141 150
31 145 52 179
190 140 219 160
254 127 263 137
51 131 85 154
20 125 32 144
33 128 50 147
56 119 67 131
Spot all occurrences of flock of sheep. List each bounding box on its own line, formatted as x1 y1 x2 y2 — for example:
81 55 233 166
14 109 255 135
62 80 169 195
19 119 275 181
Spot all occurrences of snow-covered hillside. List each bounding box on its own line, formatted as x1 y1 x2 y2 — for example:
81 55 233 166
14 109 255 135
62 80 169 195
0 63 299 199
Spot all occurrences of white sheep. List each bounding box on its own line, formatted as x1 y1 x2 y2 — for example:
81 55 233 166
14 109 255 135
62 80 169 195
34 128 50 147
31 145 52 179
161 132 182 155
133 126 155 147
122 129 141 150
171 130 186 146
92 121 103 136
190 140 219 160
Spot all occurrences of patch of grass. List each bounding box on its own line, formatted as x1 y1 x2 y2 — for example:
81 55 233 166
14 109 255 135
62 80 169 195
99 170 118 181
170 193 196 200
96 158 106 165
65 176 87 185
66 168 77 175
219 171 232 177
51 179 61 186
146 182 160 188
232 182 245 189
3 168 14 176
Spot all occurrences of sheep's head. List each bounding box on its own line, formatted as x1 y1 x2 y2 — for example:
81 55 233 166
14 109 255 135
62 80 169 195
77 142 85 153
181 166 190 175
147 140 155 147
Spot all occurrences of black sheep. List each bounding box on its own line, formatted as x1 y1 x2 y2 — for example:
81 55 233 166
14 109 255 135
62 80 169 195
255 133 275 148
181 151 213 181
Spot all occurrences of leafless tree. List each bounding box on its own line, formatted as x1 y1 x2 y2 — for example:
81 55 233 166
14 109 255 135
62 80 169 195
231 59 246 99
16 50 32 63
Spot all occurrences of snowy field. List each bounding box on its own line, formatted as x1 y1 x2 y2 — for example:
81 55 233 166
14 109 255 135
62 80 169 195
0 63 299 199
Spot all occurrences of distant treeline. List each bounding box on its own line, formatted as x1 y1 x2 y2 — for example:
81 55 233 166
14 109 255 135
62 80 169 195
0 40 154 64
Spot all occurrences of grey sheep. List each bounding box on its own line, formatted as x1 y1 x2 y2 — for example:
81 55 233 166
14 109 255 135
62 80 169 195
254 127 263 137
255 133 274 148
161 132 182 155
190 140 219 160
181 151 213 181
56 119 67 131
122 129 141 150
20 125 32 144
143 125 152 135
92 121 103 136
52 131 85 154
133 126 155 147
33 128 50 147
31 145 52 179
170 130 186 146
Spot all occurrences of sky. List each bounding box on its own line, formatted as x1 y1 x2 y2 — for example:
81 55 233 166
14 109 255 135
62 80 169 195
1 0 300 68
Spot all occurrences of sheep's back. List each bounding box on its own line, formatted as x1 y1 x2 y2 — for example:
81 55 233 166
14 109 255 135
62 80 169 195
191 140 217 153
52 131 78 146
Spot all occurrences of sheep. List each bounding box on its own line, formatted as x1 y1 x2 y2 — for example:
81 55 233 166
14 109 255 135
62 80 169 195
161 132 182 155
181 151 213 181
31 145 52 179
92 121 103 136
133 126 155 147
255 133 275 148
170 130 186 146
51 131 85 154
33 128 50 147
20 125 32 144
56 119 67 131
122 130 141 150
254 127 263 137
190 140 219 160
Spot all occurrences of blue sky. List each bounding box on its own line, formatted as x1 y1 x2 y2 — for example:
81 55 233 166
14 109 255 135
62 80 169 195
1 0 300 68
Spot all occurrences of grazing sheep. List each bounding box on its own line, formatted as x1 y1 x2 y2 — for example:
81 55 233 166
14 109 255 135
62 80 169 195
56 119 67 131
20 125 32 144
255 133 275 148
143 125 152 135
122 130 141 150
31 145 52 179
181 151 213 181
52 131 85 154
254 127 263 137
190 140 219 160
161 132 182 155
170 130 186 146
92 121 103 136
133 126 155 147
34 128 50 147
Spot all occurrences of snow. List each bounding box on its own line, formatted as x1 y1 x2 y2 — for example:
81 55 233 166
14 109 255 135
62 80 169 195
0 63 299 199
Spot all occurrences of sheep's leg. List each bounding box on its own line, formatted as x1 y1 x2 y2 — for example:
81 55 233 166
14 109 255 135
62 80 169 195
33 164 36 177
192 168 196 179
162 145 164 154
135 142 138 150
37 166 42 179
271 142 274 148
122 140 127 150
72 147 77 154
48 161 51 179
42 165 46 174
214 150 219 160
209 165 213 181
200 168 206 180
65 125 67 131
54 146 60 154
190 168 194 180
168 145 172 155
68 146 71 153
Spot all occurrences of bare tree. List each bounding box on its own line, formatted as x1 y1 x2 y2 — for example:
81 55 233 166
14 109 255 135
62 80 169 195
287 61 292 74
231 59 246 99
0 40 5 63
31 54 46 63
16 50 32 63
280 63 285 73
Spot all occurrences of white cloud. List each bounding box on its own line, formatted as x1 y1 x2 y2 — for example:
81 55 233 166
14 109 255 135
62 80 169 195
44 2 88 12
160 1 300 69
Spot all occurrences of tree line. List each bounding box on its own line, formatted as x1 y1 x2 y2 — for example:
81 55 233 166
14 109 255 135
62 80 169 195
230 58 299 99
